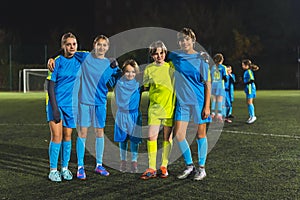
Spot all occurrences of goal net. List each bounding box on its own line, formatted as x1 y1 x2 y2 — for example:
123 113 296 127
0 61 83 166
19 69 48 93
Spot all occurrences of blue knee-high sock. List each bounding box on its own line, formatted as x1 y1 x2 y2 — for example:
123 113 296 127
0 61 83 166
226 106 230 117
211 100 216 114
229 106 233 116
178 139 193 165
222 98 226 116
248 104 255 117
130 141 139 162
197 137 208 167
119 141 128 161
217 101 222 116
76 137 86 167
61 140 72 168
96 137 104 165
49 141 61 169
250 104 255 117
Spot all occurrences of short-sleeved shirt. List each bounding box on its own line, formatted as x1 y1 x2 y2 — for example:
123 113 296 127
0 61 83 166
114 77 142 143
47 55 82 107
115 76 141 112
79 53 120 106
143 62 175 120
168 50 210 106
211 64 227 97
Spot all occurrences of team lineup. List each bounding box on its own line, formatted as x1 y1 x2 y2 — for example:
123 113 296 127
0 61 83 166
46 27 259 182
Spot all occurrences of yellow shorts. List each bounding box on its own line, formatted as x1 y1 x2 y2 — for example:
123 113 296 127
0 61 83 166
148 108 173 126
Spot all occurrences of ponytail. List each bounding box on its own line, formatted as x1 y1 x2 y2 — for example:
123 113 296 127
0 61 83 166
250 64 259 71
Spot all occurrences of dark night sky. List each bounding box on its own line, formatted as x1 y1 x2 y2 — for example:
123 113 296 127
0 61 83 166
0 0 94 44
1 0 299 45
1 0 299 46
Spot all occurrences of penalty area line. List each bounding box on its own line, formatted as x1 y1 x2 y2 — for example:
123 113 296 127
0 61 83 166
0 123 48 126
223 130 300 139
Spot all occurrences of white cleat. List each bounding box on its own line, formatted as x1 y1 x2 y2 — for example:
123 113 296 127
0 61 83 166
247 116 257 124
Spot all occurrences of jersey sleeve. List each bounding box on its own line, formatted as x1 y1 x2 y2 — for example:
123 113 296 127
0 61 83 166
107 67 122 88
200 60 210 82
244 70 255 83
74 51 89 63
47 56 60 81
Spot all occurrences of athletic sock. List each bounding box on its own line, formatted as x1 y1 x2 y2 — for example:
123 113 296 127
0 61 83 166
178 139 193 165
197 137 208 167
130 141 139 162
217 101 223 116
211 100 216 114
49 141 61 169
229 106 233 116
161 140 173 167
61 140 71 168
147 140 157 170
96 137 104 165
248 104 255 117
76 137 86 167
119 141 128 161
247 104 251 117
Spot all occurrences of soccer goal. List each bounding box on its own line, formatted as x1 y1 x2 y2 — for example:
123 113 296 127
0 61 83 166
19 69 48 93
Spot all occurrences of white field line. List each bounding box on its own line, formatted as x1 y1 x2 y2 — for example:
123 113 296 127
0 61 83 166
223 130 300 139
0 123 48 126
1 123 299 140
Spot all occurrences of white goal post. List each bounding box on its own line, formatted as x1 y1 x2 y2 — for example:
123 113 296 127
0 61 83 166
19 69 48 93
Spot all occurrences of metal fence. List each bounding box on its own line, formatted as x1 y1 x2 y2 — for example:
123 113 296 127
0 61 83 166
0 45 49 91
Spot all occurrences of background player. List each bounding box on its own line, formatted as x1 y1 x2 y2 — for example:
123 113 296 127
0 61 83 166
224 65 236 122
210 53 227 123
242 59 259 124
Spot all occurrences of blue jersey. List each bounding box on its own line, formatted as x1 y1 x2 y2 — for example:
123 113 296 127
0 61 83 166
243 69 256 96
211 64 227 96
74 51 89 63
225 73 236 102
115 77 141 112
114 77 142 143
47 55 81 106
79 53 120 105
168 50 210 106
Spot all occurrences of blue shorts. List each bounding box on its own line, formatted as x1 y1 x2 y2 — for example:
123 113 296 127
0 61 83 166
246 93 256 99
114 110 142 144
174 104 211 124
211 82 225 97
46 104 76 128
244 84 256 99
79 103 106 128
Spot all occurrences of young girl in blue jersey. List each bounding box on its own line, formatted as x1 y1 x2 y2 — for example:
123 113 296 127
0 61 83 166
76 35 121 180
140 41 175 180
46 32 81 182
242 59 259 124
224 65 236 123
210 53 227 123
113 59 142 173
168 28 211 181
